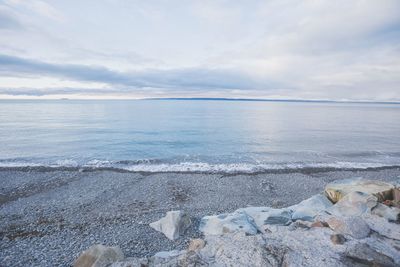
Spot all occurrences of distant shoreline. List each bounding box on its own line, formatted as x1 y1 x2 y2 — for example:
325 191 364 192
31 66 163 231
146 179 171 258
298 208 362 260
144 97 400 104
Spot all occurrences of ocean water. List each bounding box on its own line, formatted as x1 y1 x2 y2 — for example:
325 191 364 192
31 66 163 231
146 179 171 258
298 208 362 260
0 99 399 173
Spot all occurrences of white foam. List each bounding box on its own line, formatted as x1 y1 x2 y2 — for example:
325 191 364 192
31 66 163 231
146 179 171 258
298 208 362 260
0 159 396 173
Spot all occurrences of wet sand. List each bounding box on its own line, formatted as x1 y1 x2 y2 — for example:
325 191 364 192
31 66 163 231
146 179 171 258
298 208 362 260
0 167 399 266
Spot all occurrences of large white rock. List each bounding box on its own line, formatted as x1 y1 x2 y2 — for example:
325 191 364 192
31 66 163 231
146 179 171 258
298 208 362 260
200 232 277 266
289 194 333 221
328 191 378 216
199 211 258 236
325 177 394 203
363 214 400 240
74 244 124 267
326 216 370 239
149 210 191 240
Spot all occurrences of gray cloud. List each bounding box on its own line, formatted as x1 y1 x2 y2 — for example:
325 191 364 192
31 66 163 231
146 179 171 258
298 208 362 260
0 54 281 91
0 9 22 29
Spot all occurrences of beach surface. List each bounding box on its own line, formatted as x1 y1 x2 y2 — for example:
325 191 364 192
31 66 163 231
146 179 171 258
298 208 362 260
1 167 399 266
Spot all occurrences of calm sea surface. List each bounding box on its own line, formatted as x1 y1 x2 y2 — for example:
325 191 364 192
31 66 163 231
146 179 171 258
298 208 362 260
0 100 399 172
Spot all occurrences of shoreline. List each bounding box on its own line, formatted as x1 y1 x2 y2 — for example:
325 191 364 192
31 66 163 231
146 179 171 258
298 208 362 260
1 164 399 175
1 167 400 266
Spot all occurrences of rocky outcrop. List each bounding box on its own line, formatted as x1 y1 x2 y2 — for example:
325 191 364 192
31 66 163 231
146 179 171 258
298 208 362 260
325 177 394 203
74 245 124 267
76 178 400 267
149 210 191 240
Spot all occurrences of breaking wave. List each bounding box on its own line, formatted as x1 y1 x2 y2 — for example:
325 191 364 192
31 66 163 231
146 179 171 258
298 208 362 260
0 158 398 174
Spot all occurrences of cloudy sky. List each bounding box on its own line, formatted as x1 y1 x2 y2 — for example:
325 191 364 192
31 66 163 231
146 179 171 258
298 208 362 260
0 0 399 100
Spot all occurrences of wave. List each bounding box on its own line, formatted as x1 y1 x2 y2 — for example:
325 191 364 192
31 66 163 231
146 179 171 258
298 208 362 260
0 159 399 174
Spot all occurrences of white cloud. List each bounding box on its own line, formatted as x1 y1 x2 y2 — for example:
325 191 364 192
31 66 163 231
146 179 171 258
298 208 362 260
0 0 399 100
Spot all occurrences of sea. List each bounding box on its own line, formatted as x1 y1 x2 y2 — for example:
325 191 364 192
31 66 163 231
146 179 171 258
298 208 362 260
0 99 399 173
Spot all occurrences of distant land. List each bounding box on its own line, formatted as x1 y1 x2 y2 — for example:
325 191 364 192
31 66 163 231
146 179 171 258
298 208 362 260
144 97 400 104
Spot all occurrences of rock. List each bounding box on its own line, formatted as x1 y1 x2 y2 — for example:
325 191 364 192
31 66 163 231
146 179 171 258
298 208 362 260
372 203 400 221
263 226 346 266
200 232 276 266
238 207 292 231
330 234 346 245
345 242 398 267
74 244 124 267
325 177 394 203
328 191 378 216
311 221 328 228
289 194 333 221
199 211 258 236
187 239 205 252
363 214 400 240
149 210 191 240
326 216 370 239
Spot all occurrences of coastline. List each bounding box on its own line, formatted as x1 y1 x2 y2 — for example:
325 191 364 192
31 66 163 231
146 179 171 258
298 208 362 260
1 167 400 266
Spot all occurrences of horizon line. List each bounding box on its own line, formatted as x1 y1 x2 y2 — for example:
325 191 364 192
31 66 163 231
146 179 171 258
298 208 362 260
1 97 400 104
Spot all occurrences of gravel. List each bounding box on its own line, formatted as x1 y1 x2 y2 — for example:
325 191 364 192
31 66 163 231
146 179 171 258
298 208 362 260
0 167 399 266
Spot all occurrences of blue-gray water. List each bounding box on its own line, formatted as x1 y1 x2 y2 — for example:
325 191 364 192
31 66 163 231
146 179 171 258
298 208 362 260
0 99 399 173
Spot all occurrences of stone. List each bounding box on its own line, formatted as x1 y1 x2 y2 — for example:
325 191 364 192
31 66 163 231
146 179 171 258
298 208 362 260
149 210 191 240
237 207 292 231
74 244 124 267
330 234 346 245
289 194 333 221
311 221 328 228
345 242 398 267
325 177 394 203
187 239 205 252
199 211 258 236
363 214 400 240
200 232 276 266
371 203 400 221
326 216 370 239
328 191 378 216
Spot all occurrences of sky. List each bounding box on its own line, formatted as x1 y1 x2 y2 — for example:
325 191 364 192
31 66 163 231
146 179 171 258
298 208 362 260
0 0 399 101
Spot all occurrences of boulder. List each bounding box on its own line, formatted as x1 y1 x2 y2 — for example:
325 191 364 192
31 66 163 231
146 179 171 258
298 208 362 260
326 216 370 239
289 194 333 221
345 241 399 267
199 211 258 236
325 178 393 203
328 191 378 216
74 244 124 267
372 203 400 221
149 210 191 240
237 207 292 230
200 232 276 266
363 214 400 240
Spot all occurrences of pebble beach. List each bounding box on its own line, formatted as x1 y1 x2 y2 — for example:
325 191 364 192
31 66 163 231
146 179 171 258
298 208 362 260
1 166 399 266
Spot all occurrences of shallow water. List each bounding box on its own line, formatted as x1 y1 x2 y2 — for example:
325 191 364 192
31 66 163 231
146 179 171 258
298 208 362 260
0 99 399 172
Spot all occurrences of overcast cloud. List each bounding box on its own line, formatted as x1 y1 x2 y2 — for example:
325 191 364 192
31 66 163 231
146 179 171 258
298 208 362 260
0 0 399 100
